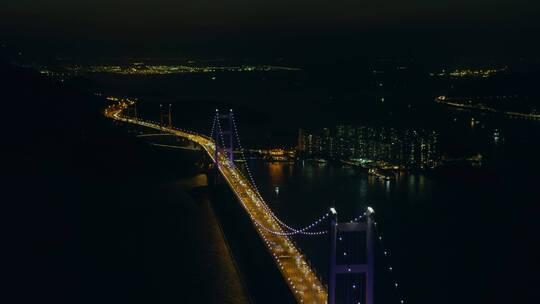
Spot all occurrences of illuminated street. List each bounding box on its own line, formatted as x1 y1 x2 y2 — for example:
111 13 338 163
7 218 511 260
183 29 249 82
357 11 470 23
105 103 328 304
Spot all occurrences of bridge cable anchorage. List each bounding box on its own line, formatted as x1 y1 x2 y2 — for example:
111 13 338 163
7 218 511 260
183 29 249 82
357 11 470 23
372 213 406 304
230 111 329 235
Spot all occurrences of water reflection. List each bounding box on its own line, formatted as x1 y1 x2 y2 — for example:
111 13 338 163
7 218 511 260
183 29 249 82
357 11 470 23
268 162 285 186
175 173 208 189
247 160 442 304
249 160 439 229
245 159 536 304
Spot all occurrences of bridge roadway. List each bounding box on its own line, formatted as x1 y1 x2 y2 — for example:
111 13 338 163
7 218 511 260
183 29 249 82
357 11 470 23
105 105 328 304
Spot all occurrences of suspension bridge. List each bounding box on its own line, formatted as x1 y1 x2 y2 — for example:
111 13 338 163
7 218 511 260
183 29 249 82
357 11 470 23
104 100 406 304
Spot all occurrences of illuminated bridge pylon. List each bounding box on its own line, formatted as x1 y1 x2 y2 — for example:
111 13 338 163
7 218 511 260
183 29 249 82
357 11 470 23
211 109 234 166
329 207 375 304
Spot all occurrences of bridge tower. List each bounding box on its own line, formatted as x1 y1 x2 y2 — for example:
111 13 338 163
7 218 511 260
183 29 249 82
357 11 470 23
160 103 172 128
126 100 137 118
329 207 375 304
212 109 235 167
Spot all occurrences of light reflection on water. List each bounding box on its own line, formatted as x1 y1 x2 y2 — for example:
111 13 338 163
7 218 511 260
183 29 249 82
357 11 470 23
249 159 436 233
236 158 537 304
267 162 285 185
174 173 208 188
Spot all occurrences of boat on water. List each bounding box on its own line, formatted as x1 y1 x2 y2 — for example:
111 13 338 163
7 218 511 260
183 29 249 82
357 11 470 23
368 168 396 180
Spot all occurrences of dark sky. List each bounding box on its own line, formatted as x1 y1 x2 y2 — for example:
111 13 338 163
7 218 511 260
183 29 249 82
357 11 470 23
1 0 539 61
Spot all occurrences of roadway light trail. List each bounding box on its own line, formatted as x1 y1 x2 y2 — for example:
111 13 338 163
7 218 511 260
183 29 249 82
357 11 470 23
104 103 328 304
436 96 540 121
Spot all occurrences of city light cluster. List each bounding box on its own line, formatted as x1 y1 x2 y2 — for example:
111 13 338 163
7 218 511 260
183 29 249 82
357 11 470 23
298 125 440 170
67 64 300 75
430 67 507 78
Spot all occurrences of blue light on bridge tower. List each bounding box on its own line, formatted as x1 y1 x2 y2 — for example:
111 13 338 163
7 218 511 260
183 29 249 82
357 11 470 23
329 207 375 304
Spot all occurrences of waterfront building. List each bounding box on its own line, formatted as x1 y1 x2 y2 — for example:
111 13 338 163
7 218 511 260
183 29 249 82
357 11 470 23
297 125 440 169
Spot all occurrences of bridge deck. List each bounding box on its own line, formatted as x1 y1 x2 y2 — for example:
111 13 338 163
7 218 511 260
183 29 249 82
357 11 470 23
105 105 328 304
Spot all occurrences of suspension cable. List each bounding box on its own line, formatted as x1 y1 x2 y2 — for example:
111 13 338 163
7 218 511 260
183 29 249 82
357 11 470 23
215 111 226 148
229 111 329 234
348 212 367 223
250 212 329 236
209 111 218 141
227 159 329 235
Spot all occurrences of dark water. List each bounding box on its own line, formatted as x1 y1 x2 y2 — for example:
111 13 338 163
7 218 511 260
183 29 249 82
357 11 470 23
243 160 539 304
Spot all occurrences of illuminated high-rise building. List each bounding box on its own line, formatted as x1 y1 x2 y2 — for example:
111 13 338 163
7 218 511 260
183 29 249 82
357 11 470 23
297 125 440 168
297 129 306 152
